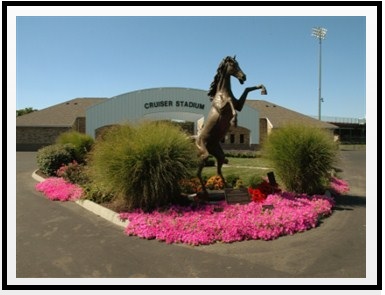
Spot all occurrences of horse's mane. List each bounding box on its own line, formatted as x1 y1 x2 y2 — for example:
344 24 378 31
207 56 233 99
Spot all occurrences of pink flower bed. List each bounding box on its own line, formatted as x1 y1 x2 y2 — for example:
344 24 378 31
329 177 350 194
35 176 348 245
35 177 83 201
119 193 335 246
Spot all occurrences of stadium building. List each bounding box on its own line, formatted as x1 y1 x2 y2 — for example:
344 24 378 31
16 87 338 151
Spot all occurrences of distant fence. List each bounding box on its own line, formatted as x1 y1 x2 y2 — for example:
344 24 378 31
338 137 366 145
311 116 366 125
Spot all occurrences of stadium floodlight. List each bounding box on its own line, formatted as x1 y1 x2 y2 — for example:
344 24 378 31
311 27 327 120
312 27 327 40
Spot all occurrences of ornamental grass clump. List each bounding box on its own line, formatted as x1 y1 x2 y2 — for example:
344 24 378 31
262 124 338 195
87 121 199 211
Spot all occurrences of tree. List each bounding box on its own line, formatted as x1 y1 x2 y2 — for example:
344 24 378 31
16 107 37 117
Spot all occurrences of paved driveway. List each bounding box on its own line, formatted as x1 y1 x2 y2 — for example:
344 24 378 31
12 150 368 284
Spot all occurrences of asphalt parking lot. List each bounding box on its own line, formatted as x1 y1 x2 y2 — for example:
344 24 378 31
12 149 369 285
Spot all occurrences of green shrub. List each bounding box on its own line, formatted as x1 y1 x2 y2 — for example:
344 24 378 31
81 182 115 204
247 174 264 189
88 121 199 211
226 174 241 188
36 144 76 176
179 178 202 194
205 156 216 167
56 130 94 163
224 150 257 158
56 161 89 185
234 179 245 189
262 124 338 195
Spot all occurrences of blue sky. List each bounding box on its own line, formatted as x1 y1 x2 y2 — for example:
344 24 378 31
12 5 376 122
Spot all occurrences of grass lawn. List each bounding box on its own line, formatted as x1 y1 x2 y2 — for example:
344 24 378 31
200 156 278 186
339 144 366 151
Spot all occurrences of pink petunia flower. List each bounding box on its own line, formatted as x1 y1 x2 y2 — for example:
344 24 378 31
329 177 350 194
119 193 334 245
35 177 83 201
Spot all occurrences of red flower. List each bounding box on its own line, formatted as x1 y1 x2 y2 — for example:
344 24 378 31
248 187 267 202
248 180 281 203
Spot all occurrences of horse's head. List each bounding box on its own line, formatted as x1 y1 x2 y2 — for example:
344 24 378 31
224 56 246 84
208 55 247 98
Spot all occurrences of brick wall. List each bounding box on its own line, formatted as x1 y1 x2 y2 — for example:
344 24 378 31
73 117 86 133
94 124 118 139
16 126 72 151
259 118 268 145
222 126 251 150
16 116 87 151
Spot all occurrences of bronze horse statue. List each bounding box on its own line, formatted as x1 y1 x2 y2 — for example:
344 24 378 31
196 56 267 196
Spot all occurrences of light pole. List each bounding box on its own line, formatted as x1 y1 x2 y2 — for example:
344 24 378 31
311 27 327 120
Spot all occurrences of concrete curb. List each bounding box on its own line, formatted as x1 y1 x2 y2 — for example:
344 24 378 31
75 199 129 228
32 170 129 228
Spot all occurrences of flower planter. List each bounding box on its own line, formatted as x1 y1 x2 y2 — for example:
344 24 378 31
224 187 251 204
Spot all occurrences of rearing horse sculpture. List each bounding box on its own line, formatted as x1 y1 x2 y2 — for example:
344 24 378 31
196 56 267 196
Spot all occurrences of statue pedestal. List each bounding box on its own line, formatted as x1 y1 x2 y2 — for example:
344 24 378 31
192 188 251 205
206 190 226 202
